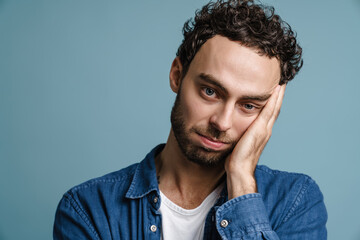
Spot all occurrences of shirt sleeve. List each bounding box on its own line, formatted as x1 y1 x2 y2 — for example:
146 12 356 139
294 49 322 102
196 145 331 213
53 193 101 240
214 180 327 239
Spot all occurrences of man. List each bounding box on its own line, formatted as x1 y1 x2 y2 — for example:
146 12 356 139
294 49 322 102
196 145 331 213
54 0 327 239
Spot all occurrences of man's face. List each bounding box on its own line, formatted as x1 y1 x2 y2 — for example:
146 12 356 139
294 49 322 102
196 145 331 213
170 35 280 167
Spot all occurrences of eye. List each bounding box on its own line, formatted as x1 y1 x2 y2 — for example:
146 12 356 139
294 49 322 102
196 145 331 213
243 103 257 111
244 104 255 110
204 87 215 97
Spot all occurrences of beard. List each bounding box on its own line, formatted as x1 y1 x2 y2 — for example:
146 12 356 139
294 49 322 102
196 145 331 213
170 91 237 167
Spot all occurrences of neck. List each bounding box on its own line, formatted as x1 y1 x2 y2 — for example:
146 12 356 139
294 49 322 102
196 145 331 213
155 129 225 209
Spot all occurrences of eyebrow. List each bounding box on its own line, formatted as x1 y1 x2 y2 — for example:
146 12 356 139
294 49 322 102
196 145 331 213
241 93 272 102
198 73 272 102
199 73 228 95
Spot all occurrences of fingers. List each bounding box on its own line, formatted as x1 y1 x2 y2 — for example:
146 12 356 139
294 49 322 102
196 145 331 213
225 85 286 177
252 84 285 133
258 85 281 124
268 84 286 126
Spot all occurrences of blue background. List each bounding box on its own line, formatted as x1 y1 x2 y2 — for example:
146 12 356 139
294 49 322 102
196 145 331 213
1 0 359 239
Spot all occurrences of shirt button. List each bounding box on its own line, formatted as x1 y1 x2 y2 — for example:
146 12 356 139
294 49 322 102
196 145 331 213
153 196 158 203
220 219 229 228
150 225 157 232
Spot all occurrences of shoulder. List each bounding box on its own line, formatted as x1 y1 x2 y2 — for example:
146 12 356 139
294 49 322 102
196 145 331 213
255 164 317 190
71 163 138 192
59 163 139 208
255 164 323 201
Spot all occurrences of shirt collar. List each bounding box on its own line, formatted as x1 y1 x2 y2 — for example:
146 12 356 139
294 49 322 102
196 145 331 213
125 144 165 199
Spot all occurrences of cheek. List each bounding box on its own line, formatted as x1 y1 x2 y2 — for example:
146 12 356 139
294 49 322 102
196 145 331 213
184 97 212 124
233 115 257 138
181 90 215 128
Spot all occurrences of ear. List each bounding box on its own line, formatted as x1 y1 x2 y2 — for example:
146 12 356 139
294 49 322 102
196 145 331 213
169 57 183 93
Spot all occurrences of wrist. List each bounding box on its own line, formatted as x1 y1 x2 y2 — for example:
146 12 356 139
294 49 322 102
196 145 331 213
227 173 257 199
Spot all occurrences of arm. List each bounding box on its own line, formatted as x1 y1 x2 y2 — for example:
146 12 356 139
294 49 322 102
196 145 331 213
225 84 285 199
217 85 327 239
53 193 100 240
275 178 327 239
215 177 327 239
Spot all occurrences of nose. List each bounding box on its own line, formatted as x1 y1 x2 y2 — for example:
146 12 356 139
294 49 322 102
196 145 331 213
209 103 233 132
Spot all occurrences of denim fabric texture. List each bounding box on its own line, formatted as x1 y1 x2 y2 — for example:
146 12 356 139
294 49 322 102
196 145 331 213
54 144 327 239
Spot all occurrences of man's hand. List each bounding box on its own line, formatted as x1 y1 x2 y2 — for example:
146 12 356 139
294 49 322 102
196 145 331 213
225 84 286 199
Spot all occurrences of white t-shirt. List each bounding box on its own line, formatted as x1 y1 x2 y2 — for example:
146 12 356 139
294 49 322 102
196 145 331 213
159 184 223 240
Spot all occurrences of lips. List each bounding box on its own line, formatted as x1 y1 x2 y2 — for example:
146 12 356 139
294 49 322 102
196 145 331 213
198 134 227 150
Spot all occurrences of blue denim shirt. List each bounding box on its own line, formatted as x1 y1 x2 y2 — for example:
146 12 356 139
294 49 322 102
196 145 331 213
54 144 327 239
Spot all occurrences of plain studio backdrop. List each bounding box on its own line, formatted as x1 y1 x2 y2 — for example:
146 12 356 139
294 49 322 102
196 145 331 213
1 0 359 239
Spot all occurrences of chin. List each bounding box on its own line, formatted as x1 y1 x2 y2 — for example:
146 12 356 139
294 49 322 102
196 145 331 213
184 145 232 168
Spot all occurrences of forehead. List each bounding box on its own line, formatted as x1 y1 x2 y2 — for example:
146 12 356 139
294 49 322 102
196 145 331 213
187 35 281 95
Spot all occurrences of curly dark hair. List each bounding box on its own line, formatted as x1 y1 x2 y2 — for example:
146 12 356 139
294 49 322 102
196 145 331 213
176 0 303 85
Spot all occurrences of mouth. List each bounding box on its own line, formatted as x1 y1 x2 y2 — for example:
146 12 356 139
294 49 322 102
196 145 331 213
197 133 228 150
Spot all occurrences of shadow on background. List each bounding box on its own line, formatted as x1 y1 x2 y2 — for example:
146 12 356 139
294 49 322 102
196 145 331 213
355 232 360 240
0 0 4 13
356 0 360 9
